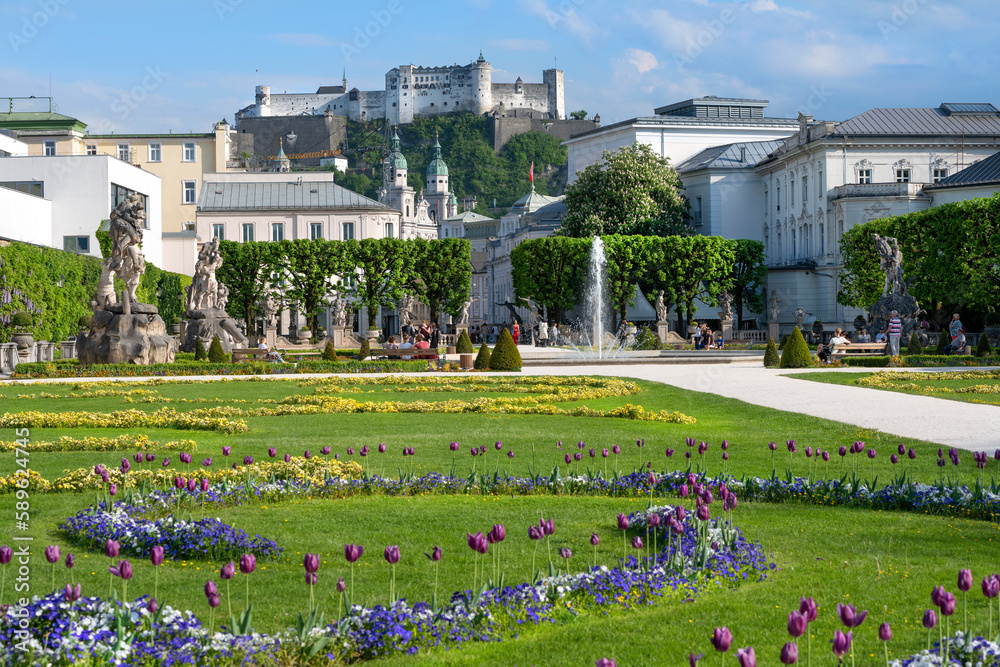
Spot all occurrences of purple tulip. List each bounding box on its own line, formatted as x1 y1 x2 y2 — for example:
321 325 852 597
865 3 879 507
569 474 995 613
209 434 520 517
867 448 876 459
109 559 133 580
162 458 170 467
495 440 503 451
831 630 852 658
602 448 609 458
769 441 777 451
222 446 231 456
595 659 616 667
284 453 291 462
147 597 158 614
702 489 714 505
590 533 600 546
822 451 830 462
204 580 217 597
564 453 572 465
344 544 363 563
186 479 197 492
305 572 318 586
240 553 256 575
908 448 916 459
449 442 459 451
543 518 555 536
697 505 710 521
839 446 847 457
470 447 477 456
466 532 488 555
678 484 689 498
983 576 1000 598
63 583 81 602
559 547 573 559
488 524 506 543
201 458 213 466
133 453 143 465
574 452 583 462
612 445 621 455
710 627 733 653
939 591 957 616
146 453 155 463
336 577 346 592
689 653 703 667
630 536 643 549
735 646 756 667
787 611 807 637
109 483 118 496
890 454 899 464
105 540 120 558
64 553 74 569
384 545 400 564
268 447 277 457
243 455 253 465
617 513 630 530
44 545 60 564
150 546 164 567
528 526 543 540
321 446 331 455
721 439 729 450
780 642 798 664
649 513 661 528
958 568 973 592
219 561 235 580
208 593 221 609
805 447 813 458
425 546 442 561
799 596 817 622
685 451 692 459
120 459 130 474
303 553 319 574
0 545 11 565
665 448 674 457
878 622 891 641
378 443 387 453
180 453 192 464
675 506 687 522
922 608 937 629
898 443 906 455
837 603 867 628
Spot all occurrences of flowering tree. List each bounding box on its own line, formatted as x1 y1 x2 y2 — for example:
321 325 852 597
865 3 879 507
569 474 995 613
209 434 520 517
561 142 688 237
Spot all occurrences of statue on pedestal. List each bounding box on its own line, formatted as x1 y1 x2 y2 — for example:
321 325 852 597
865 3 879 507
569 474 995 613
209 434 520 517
868 234 921 343
874 234 907 298
260 292 279 329
655 291 668 323
331 295 348 328
180 237 248 354
767 290 781 323
457 300 471 326
718 291 733 322
794 307 807 330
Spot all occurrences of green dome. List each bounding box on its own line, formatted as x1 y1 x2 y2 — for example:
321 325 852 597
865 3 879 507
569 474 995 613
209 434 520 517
426 136 448 177
389 131 407 170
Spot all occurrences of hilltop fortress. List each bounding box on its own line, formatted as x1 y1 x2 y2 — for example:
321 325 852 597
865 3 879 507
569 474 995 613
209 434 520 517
237 53 565 125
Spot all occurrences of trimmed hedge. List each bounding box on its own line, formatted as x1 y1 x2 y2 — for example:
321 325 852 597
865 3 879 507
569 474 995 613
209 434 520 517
207 336 227 363
778 327 812 368
473 342 492 370
976 333 992 357
358 337 371 361
935 332 948 355
633 326 662 351
905 331 922 355
455 329 474 354
487 328 522 371
778 334 789 350
194 338 207 361
763 338 779 368
838 354 1000 368
13 359 431 378
322 341 337 361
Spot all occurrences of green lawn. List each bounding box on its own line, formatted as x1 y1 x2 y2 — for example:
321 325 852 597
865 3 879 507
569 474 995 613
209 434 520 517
789 369 1000 407
1 374 998 665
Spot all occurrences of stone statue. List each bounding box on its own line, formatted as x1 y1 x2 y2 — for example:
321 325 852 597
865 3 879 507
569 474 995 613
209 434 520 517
398 294 416 327
767 290 781 322
106 194 146 315
186 238 224 311
794 307 807 329
457 299 471 325
873 233 907 297
718 291 733 322
655 291 668 323
216 283 229 311
180 237 247 354
331 295 348 328
261 292 279 328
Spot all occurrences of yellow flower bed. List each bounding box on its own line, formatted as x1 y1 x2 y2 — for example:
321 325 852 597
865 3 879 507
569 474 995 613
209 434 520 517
856 370 1000 395
0 456 364 494
0 435 197 453
0 408 248 434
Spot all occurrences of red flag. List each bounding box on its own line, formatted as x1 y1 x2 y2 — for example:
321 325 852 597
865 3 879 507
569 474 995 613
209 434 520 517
529 161 534 183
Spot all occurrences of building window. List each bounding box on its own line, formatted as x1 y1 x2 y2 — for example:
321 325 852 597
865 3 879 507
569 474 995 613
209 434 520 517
790 179 795 206
1 181 44 197
933 168 948 183
149 143 161 162
242 223 254 243
212 224 225 240
802 175 808 201
858 169 872 184
763 191 768 217
342 222 355 240
182 180 196 204
776 184 780 211
385 222 394 239
693 196 703 226
85 144 97 155
895 169 910 183
271 222 284 242
110 184 148 226
310 222 323 240
117 144 130 162
63 235 90 253
183 142 196 162
43 140 56 156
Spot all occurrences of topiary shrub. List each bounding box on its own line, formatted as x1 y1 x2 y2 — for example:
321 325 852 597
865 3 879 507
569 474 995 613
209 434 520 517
358 337 370 361
11 311 32 329
322 340 337 361
194 338 207 361
976 332 992 357
456 330 474 354
778 327 813 368
77 315 92 330
763 338 779 368
633 326 662 350
488 328 522 371
473 342 492 370
778 334 789 350
935 332 948 355
905 330 922 356
207 336 227 363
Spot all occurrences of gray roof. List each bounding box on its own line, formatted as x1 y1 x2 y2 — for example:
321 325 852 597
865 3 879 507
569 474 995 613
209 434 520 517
677 140 785 173
567 114 799 141
198 180 395 211
442 210 494 223
924 150 1000 189
831 105 1000 136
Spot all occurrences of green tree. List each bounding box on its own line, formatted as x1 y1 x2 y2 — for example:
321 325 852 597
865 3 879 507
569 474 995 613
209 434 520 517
455 329 474 354
906 331 923 356
561 142 688 237
332 169 379 201
724 240 768 329
569 110 588 120
322 340 337 361
511 237 591 325
194 338 207 361
346 238 417 331
647 236 736 328
271 240 348 337
603 235 654 324
763 338 779 367
976 332 992 357
409 238 472 323
217 241 276 333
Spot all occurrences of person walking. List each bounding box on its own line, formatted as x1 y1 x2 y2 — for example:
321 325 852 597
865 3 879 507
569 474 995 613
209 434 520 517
887 310 903 356
429 322 440 351
512 321 520 345
538 321 548 347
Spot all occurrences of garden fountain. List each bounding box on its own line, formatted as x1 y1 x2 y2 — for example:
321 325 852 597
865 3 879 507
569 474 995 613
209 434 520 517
568 237 633 359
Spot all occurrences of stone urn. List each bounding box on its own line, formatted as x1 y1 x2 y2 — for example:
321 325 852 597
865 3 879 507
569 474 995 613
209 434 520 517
687 324 698 335
11 331 34 351
627 325 638 336
297 329 311 343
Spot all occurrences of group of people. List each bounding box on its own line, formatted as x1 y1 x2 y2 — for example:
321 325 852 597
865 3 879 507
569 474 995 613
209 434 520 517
693 323 725 350
470 321 552 346
814 312 967 363
389 320 440 359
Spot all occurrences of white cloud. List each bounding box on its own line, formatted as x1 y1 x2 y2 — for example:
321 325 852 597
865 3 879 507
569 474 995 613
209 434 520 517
268 33 340 48
489 38 550 51
624 48 660 75
521 0 596 42
762 32 907 78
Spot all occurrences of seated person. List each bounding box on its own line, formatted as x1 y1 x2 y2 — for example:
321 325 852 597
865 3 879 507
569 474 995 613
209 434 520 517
944 332 967 355
874 328 887 343
386 335 399 350
267 346 286 363
412 334 438 359
256 337 268 351
828 329 850 349
816 342 831 364
856 329 871 343
716 335 725 349
399 335 414 360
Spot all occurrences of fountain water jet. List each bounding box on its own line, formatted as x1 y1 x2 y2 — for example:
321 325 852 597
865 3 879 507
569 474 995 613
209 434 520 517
568 237 633 359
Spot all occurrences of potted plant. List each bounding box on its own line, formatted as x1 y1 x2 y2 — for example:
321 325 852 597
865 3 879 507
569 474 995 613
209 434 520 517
625 321 638 335
688 320 698 335
812 319 824 335
853 314 867 331
170 316 181 335
77 315 92 335
10 311 34 350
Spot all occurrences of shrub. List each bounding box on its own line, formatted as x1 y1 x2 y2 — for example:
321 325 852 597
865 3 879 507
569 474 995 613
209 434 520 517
778 327 813 368
194 338 207 361
77 315 92 329
905 330 922 355
488 328 522 371
778 334 789 350
763 338 779 368
322 341 337 361
935 332 948 355
976 332 992 357
455 329 474 354
473 342 492 370
207 336 227 363
633 326 662 350
358 337 370 361
11 311 32 329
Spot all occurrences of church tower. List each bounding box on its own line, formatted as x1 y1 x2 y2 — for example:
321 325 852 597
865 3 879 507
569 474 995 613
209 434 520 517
387 130 415 226
425 134 450 223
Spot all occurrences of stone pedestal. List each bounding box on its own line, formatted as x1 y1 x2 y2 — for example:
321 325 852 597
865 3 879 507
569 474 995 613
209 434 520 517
768 322 780 344
656 322 670 344
60 339 77 360
264 326 277 349
37 342 55 362
720 319 733 342
78 303 177 366
0 343 19 373
331 327 355 348
181 308 247 354
455 324 469 339
366 329 381 347
867 293 921 344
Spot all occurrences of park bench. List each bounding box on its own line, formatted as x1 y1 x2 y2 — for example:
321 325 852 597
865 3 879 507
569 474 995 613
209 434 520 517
830 342 887 362
231 348 269 363
369 348 439 360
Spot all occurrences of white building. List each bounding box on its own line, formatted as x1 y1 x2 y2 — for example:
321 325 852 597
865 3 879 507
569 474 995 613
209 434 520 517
0 154 162 265
239 54 564 126
563 97 800 184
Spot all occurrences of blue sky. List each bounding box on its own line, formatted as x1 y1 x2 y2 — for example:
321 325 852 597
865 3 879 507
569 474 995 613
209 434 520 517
2 0 997 133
